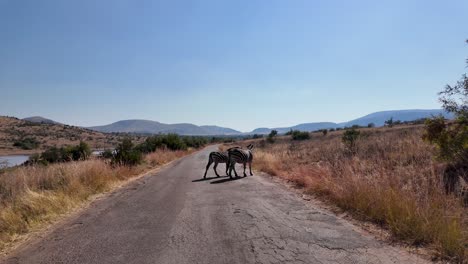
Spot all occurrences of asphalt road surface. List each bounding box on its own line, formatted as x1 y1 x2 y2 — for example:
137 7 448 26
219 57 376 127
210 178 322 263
3 146 428 264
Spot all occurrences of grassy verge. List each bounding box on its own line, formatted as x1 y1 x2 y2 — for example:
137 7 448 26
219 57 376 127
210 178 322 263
249 127 466 262
0 148 193 251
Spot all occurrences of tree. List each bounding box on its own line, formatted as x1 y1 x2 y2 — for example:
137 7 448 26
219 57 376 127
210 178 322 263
384 117 394 127
267 130 278 143
321 129 328 136
367 123 375 128
113 138 143 166
72 141 91 161
424 39 468 164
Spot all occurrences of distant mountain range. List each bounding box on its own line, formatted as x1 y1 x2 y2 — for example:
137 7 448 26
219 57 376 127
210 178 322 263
340 109 453 127
88 120 242 135
23 109 454 136
252 122 339 134
251 109 454 134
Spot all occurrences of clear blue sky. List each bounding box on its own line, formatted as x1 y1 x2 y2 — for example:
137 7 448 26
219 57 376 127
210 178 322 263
0 0 467 132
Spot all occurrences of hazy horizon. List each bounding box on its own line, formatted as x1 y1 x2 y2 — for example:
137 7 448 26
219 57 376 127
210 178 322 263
9 107 446 133
1 0 467 131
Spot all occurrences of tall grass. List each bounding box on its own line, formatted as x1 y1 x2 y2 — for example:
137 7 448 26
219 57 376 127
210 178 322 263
0 148 192 251
252 127 467 262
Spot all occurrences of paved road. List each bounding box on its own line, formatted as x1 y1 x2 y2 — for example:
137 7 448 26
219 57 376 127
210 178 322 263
3 146 428 264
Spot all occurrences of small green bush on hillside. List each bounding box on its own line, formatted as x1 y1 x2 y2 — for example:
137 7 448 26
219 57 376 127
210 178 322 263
13 137 40 150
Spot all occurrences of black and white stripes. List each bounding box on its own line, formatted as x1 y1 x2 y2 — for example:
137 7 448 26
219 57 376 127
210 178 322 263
227 144 254 178
203 147 239 178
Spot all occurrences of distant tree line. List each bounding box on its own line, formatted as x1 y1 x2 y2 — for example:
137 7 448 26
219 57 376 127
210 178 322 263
25 133 212 167
28 141 91 165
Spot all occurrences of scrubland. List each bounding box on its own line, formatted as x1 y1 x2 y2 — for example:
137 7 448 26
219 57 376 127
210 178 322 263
0 116 140 155
251 126 466 262
0 148 192 251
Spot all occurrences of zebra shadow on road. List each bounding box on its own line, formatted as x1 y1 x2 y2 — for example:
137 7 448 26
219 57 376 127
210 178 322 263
192 176 246 184
192 176 223 182
210 176 246 184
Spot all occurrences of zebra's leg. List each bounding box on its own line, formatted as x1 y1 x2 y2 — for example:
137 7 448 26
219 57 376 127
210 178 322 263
225 162 229 176
228 161 233 178
231 162 239 177
204 158 213 178
213 162 220 177
249 162 253 176
243 163 247 177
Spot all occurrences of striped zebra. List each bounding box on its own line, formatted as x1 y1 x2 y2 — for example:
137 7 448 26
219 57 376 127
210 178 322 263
203 147 240 178
227 144 254 178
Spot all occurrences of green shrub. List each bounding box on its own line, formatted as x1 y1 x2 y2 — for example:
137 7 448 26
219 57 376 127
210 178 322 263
291 130 310 140
342 128 361 153
68 141 92 161
113 138 143 166
252 134 263 139
100 149 114 159
29 142 92 165
367 123 375 128
13 137 39 150
424 115 467 165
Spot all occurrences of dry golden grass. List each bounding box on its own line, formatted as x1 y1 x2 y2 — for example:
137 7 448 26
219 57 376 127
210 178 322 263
0 148 191 251
250 126 467 262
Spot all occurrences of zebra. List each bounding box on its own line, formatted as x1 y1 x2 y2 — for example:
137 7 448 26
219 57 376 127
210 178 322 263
203 147 240 178
227 144 254 178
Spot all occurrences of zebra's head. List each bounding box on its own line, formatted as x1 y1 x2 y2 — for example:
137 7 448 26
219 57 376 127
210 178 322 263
247 144 254 150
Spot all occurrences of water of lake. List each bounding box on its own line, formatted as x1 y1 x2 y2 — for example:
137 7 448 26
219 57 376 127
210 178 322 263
0 155 30 168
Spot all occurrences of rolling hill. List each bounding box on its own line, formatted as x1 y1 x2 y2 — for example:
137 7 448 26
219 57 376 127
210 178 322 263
0 116 134 155
339 109 453 127
23 116 61 125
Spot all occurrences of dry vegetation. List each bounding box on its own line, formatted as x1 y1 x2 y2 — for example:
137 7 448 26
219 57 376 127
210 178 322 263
0 148 193 251
0 116 144 155
246 126 466 262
